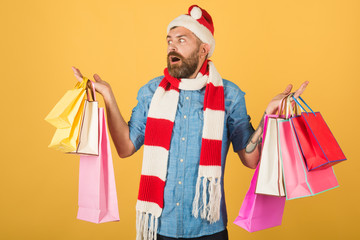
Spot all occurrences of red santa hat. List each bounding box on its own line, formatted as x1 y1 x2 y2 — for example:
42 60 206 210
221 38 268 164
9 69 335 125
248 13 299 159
167 5 215 57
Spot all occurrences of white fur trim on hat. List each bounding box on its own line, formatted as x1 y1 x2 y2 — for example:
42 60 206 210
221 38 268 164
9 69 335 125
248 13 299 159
167 15 215 57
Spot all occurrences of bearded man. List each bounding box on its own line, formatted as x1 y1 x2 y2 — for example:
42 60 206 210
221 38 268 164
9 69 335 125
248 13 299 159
72 5 308 240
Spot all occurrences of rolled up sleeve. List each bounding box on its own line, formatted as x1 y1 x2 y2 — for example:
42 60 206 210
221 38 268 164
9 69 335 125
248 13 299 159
128 88 150 151
227 90 255 152
128 78 161 151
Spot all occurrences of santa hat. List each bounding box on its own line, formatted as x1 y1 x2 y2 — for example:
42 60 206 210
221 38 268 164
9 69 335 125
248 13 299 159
167 5 215 57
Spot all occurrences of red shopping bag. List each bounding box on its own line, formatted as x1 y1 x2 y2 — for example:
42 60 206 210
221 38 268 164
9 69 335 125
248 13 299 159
290 96 346 171
77 108 120 223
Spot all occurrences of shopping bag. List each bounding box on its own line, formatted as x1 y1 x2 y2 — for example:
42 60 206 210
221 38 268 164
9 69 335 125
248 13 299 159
48 95 85 152
255 104 286 196
233 165 286 232
45 77 87 129
255 117 285 196
278 97 339 199
234 103 286 232
74 81 99 155
77 108 120 223
291 96 346 171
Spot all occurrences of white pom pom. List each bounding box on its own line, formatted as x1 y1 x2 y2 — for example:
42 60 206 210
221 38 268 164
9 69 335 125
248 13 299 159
190 6 202 20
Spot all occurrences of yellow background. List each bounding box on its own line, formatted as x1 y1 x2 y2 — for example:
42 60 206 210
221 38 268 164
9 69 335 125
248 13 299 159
1 0 359 239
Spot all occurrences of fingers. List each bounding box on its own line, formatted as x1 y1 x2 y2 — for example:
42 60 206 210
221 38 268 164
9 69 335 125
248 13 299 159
93 73 102 82
71 66 82 76
71 66 84 82
283 84 293 95
293 81 309 99
71 67 108 90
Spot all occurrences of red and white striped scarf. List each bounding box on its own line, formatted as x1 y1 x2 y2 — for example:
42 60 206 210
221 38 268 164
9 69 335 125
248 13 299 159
136 60 225 240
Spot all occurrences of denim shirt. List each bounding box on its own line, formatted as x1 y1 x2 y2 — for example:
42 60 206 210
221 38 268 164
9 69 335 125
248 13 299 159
128 76 254 238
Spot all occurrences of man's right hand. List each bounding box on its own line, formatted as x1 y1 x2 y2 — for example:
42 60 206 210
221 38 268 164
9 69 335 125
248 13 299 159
71 66 135 158
71 66 113 101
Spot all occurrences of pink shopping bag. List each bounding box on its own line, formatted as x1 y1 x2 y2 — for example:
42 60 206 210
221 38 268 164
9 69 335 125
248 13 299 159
234 114 286 232
77 108 120 223
233 165 286 232
278 118 339 199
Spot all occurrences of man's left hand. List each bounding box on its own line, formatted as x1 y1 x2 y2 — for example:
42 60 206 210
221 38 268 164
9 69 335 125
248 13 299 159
265 81 309 115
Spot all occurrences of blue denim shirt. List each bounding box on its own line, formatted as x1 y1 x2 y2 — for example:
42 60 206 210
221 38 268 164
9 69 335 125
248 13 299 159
128 76 254 238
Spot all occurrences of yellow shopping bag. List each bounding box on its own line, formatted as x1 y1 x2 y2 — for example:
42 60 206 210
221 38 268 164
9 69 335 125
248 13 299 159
45 77 87 129
48 94 86 152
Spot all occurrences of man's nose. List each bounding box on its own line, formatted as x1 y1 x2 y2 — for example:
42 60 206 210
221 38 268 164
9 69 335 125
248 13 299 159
168 43 177 53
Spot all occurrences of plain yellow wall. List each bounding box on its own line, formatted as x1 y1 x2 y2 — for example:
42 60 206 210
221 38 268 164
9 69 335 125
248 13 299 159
1 0 359 239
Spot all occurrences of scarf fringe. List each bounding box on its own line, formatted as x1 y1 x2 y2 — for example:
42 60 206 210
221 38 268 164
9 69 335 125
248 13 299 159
136 211 158 240
192 177 202 218
192 176 222 223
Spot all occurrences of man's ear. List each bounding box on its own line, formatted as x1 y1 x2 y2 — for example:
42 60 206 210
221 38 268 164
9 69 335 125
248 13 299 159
200 43 211 58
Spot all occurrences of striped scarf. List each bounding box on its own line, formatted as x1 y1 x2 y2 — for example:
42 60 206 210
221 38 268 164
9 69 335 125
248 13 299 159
136 60 225 240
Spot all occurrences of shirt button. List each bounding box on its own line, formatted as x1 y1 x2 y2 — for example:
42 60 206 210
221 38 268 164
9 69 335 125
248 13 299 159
180 159 184 162
184 115 187 119
176 203 180 206
178 181 182 185
186 97 189 100
182 137 185 141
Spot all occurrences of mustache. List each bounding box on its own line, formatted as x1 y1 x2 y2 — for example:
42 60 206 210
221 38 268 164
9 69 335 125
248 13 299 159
167 52 184 60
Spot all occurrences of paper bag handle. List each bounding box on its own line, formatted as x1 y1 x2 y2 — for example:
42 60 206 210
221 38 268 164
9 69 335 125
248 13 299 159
291 96 315 115
285 93 299 118
276 94 291 118
86 80 97 101
75 76 88 89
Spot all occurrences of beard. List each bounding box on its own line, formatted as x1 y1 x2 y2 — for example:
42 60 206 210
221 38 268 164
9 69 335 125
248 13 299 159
167 49 200 79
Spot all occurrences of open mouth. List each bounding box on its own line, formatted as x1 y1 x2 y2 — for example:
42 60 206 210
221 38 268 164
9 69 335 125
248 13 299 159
170 56 181 64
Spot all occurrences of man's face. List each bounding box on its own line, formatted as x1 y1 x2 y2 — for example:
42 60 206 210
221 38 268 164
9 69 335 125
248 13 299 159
166 26 201 78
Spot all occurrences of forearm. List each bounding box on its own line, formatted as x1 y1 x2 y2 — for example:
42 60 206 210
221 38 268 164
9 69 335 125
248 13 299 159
237 112 266 169
103 91 135 158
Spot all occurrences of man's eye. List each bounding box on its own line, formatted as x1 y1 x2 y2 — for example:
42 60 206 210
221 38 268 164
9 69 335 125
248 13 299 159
179 39 185 43
168 40 172 45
